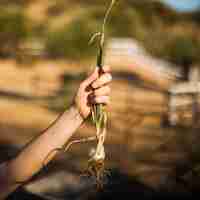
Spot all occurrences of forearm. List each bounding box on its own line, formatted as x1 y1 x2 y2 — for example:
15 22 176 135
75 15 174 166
0 105 83 197
0 64 111 199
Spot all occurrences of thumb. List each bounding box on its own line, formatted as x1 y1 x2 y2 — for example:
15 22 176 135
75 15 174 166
82 67 99 87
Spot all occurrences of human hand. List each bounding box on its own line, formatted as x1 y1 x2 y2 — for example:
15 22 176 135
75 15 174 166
74 66 112 120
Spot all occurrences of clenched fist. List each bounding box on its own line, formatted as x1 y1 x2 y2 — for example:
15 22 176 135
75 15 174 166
74 66 112 119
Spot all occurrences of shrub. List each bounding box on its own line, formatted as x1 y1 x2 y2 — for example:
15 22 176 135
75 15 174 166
0 7 28 57
45 15 99 59
165 35 200 66
88 3 143 38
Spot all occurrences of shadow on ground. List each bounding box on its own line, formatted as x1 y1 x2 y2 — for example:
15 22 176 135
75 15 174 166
6 169 197 200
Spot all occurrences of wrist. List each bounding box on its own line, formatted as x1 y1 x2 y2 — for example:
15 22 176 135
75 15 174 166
70 104 85 123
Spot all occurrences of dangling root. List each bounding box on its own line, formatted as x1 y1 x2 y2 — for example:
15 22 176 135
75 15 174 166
84 0 116 188
42 136 97 168
84 111 108 188
86 158 105 188
63 136 97 153
42 0 115 188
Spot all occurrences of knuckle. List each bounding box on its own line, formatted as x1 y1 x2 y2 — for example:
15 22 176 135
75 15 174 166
80 82 86 89
103 65 111 72
101 87 110 95
92 82 97 89
105 73 112 81
107 86 111 93
95 87 109 96
94 89 99 96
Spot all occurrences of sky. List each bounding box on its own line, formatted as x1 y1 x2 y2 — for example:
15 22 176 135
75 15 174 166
162 0 200 12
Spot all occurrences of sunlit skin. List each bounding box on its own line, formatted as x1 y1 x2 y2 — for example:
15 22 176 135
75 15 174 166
0 65 111 199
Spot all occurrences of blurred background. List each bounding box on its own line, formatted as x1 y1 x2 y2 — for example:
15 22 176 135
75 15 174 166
1 0 200 199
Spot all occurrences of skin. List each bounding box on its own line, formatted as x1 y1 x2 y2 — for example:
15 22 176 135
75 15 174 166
0 65 112 199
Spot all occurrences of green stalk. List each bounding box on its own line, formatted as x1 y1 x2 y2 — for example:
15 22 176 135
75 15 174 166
92 0 116 129
86 1 117 187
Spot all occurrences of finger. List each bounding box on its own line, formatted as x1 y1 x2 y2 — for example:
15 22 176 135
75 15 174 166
94 86 110 97
82 67 98 87
94 96 110 104
102 65 111 73
92 73 112 89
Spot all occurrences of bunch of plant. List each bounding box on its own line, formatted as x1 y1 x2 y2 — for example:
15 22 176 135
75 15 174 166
85 0 117 188
43 0 117 189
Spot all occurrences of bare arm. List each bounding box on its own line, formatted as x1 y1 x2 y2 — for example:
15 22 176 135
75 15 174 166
0 106 83 198
0 65 111 199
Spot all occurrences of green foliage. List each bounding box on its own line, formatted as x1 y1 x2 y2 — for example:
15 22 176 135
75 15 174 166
0 0 199 68
164 35 200 65
45 3 145 59
0 0 30 7
86 3 145 38
0 7 28 57
47 1 67 16
46 16 99 59
109 4 143 38
190 10 200 24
